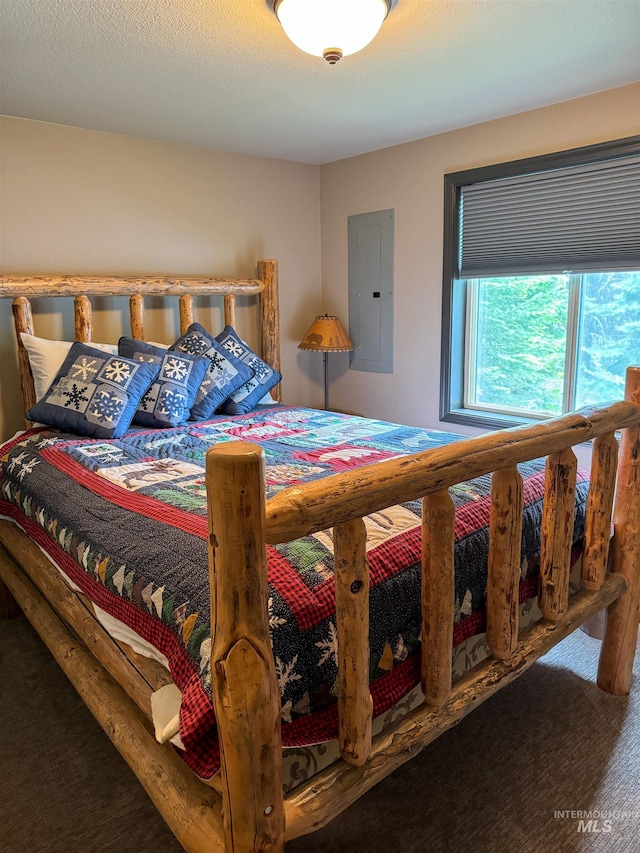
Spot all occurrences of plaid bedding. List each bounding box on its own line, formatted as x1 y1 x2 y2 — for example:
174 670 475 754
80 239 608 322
0 407 589 778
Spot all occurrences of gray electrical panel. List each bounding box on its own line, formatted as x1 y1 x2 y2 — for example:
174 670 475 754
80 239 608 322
348 209 394 374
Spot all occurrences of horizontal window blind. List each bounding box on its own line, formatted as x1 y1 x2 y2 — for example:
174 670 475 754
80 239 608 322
458 152 640 278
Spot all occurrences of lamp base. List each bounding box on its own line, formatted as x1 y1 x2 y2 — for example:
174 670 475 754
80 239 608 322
323 351 329 410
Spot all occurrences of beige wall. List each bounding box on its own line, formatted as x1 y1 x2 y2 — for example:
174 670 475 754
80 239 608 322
0 116 324 439
319 83 640 453
2 83 638 443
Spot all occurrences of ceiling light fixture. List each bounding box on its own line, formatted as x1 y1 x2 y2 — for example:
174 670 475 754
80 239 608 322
271 0 396 64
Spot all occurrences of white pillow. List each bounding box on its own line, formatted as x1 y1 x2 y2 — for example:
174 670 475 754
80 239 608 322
258 391 279 405
20 333 168 402
21 333 119 402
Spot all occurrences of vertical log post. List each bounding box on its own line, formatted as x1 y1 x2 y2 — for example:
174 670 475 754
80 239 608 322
421 489 455 706
224 294 237 329
12 296 36 419
539 447 577 621
74 295 93 342
130 294 146 340
206 442 284 853
582 432 618 591
258 259 281 403
486 466 524 659
598 366 640 695
334 518 373 766
179 294 195 335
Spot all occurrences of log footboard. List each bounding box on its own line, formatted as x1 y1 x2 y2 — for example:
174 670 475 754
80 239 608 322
202 366 640 851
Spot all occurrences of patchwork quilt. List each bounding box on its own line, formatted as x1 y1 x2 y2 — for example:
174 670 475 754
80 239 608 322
0 407 589 778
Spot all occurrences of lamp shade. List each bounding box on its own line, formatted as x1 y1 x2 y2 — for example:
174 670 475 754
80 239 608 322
298 315 354 352
274 0 391 63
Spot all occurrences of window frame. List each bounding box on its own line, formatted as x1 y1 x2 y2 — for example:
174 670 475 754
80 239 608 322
440 136 640 430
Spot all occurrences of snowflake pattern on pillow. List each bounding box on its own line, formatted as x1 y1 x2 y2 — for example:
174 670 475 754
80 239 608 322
215 325 282 415
118 337 209 429
170 323 255 420
26 342 161 439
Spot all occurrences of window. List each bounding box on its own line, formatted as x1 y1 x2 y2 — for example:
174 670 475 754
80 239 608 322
441 137 640 428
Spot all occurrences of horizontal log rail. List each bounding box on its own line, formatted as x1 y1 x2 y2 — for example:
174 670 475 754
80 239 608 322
265 401 640 545
0 275 265 299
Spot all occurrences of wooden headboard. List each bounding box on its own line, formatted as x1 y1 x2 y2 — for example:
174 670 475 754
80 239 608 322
0 259 281 417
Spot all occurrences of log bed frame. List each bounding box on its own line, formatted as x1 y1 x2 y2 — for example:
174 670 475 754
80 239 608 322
0 259 639 852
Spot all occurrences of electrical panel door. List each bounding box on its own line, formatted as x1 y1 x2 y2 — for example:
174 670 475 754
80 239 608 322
348 209 394 374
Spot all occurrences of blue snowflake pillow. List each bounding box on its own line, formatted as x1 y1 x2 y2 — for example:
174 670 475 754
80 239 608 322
26 342 161 439
118 337 209 428
215 325 282 415
170 323 254 420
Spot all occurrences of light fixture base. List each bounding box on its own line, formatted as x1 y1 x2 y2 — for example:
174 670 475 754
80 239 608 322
323 48 343 64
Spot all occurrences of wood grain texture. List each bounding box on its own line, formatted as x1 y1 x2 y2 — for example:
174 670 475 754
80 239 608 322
421 490 455 706
334 518 373 766
265 402 640 545
11 296 36 420
111 634 174 695
74 294 93 342
582 432 618 591
179 294 195 335
206 442 284 853
486 467 524 659
224 294 236 329
0 546 225 853
539 448 578 621
130 294 146 341
284 574 627 841
0 276 265 298
258 259 281 403
598 366 640 695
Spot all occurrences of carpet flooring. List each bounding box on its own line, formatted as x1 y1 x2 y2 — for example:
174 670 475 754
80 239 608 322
1 614 638 853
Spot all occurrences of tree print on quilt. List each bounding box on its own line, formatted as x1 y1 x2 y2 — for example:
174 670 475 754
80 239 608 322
0 408 590 779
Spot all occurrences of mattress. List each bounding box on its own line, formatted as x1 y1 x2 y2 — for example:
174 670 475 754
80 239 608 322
0 407 590 779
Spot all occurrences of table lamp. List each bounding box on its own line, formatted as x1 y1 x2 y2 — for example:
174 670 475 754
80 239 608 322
298 314 354 410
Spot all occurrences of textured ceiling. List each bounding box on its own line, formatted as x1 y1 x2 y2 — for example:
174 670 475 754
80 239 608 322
1 0 639 164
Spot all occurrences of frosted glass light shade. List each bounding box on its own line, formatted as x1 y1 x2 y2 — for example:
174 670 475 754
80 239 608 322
274 0 391 63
